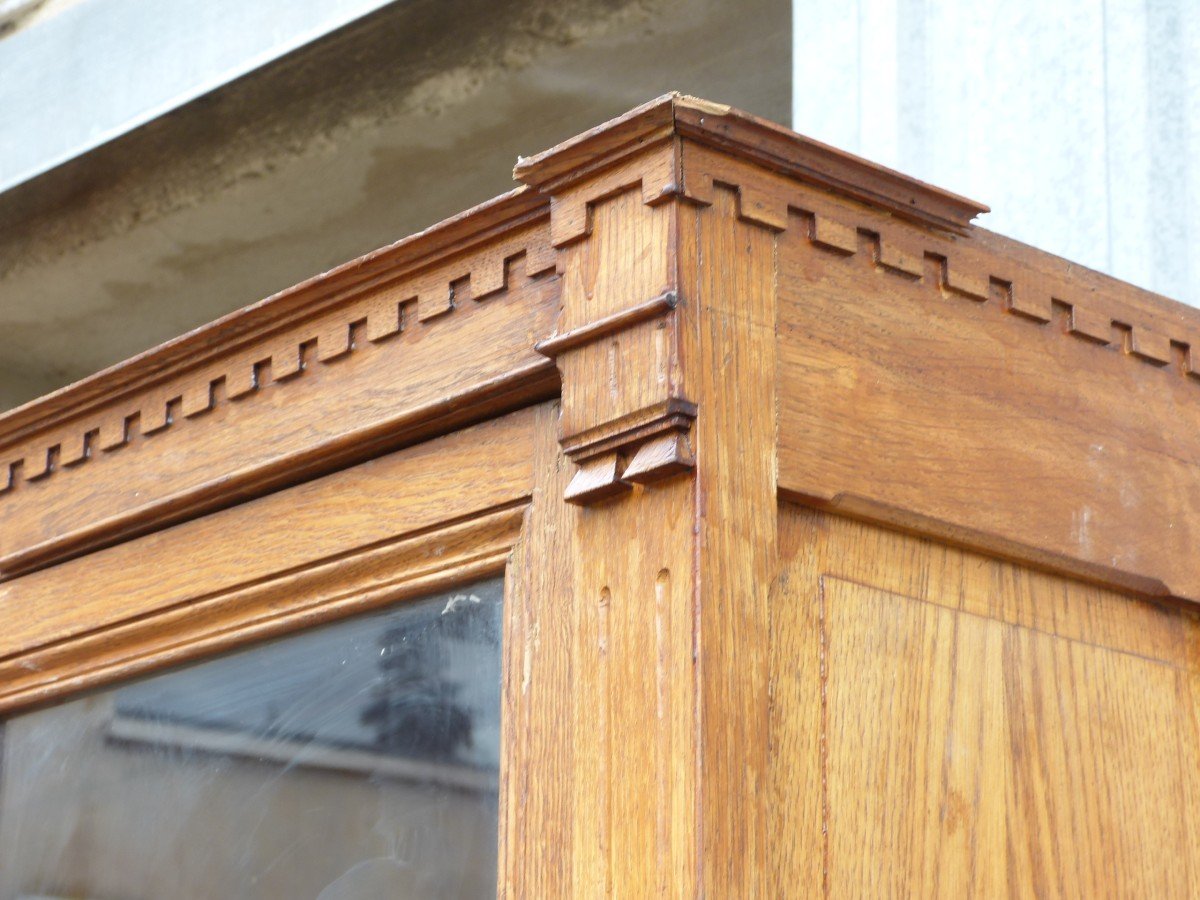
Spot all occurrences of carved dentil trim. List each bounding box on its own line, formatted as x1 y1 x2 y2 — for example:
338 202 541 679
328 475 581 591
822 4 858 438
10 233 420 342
523 120 1198 393
675 150 1199 382
0 234 556 497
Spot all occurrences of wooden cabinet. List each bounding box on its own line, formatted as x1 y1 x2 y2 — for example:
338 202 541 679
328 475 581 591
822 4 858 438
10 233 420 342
2 93 1198 897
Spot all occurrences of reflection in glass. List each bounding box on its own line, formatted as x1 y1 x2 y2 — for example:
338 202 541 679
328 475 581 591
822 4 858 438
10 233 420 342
0 578 504 900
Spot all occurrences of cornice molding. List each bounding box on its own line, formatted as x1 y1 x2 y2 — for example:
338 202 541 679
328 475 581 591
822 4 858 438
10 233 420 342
516 93 1200 384
7 93 1200 596
674 142 1200 388
525 113 1200 393
0 220 552 496
0 195 557 578
514 92 989 234
0 186 549 457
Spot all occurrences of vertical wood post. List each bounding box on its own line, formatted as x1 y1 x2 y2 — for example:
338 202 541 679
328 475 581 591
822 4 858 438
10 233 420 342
508 101 780 896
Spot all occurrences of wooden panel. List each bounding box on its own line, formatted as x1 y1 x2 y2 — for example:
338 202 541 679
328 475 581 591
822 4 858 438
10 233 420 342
773 195 1200 601
826 578 1196 897
0 406 538 711
772 503 1200 898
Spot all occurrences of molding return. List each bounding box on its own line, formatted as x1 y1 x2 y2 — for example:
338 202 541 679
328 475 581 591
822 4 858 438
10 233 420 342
516 94 1200 387
523 145 697 504
516 103 1200 602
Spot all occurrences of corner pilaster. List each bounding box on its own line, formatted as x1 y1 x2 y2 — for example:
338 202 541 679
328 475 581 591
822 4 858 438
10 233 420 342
513 94 781 897
527 131 696 504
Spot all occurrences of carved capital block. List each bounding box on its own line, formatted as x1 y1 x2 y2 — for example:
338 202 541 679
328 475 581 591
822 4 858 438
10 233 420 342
557 400 697 505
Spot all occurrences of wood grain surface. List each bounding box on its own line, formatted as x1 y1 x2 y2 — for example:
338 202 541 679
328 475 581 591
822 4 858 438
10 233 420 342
772 502 1200 898
6 93 1200 897
774 182 1200 599
0 210 557 578
506 137 783 895
0 407 538 713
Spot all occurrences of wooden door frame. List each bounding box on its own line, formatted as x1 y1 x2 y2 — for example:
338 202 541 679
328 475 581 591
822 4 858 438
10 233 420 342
3 93 1200 897
0 406 541 712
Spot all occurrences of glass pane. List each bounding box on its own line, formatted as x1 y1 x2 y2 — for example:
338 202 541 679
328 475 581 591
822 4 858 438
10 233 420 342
0 577 504 900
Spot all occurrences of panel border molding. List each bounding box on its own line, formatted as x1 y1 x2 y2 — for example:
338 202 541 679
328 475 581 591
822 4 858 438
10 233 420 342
0 407 538 714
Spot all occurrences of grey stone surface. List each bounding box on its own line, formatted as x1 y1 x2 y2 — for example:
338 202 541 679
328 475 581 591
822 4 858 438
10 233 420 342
793 0 1200 310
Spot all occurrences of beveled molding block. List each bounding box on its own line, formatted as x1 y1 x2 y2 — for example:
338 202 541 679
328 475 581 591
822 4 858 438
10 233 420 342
534 282 693 504
559 400 697 505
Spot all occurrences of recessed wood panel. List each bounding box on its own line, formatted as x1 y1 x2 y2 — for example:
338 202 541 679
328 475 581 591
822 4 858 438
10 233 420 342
772 503 1200 898
824 576 1197 897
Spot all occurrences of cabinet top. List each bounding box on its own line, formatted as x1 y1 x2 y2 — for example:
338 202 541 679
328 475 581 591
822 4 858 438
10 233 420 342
2 93 1198 585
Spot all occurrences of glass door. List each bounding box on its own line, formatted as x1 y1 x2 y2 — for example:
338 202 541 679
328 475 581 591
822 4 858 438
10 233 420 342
0 578 504 900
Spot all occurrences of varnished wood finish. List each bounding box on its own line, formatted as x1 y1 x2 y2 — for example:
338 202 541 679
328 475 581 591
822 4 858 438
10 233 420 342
772 503 1200 897
534 155 701 893
0 408 537 713
515 93 988 233
500 403 576 897
4 94 1200 896
767 151 1200 600
0 190 557 577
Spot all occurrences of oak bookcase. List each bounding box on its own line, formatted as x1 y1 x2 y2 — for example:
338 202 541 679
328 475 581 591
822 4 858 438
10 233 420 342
2 94 1198 896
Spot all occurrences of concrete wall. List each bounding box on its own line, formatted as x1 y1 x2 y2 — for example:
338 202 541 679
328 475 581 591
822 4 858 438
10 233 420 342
0 0 790 411
792 0 1200 309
